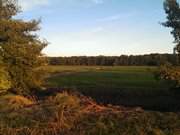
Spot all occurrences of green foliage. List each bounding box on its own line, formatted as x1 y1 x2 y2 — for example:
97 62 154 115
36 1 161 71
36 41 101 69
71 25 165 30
163 0 180 46
48 54 177 66
0 0 47 95
163 0 180 58
159 0 180 87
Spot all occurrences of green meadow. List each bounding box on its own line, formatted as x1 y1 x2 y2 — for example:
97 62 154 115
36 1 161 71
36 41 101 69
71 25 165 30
45 66 179 111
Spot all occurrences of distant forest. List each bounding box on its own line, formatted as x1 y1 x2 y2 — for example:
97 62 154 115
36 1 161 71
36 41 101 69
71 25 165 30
48 54 178 66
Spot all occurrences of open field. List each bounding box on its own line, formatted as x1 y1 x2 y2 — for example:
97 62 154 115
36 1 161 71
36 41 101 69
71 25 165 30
1 66 180 135
44 66 180 111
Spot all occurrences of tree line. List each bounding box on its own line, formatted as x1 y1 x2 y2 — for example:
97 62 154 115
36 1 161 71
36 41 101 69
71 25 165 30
48 54 177 66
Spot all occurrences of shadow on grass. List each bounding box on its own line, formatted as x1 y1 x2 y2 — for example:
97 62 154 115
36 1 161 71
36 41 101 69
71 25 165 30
35 87 180 112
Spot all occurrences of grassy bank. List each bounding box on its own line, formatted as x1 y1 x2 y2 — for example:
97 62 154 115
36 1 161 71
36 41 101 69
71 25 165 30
0 92 180 135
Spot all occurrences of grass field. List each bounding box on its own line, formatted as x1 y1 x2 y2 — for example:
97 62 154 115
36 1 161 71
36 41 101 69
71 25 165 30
44 66 180 111
1 66 180 135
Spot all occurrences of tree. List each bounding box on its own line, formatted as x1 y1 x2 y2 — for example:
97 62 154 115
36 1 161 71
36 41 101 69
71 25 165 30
163 0 180 62
0 0 47 95
159 0 180 88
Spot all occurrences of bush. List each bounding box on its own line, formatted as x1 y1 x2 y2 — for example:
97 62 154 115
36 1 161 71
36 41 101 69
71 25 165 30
156 63 180 88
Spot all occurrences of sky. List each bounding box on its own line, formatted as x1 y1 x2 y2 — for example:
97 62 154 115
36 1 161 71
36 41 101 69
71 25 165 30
16 0 178 56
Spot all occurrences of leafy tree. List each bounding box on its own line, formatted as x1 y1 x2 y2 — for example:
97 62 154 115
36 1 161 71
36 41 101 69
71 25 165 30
0 0 47 95
159 0 180 88
163 0 180 60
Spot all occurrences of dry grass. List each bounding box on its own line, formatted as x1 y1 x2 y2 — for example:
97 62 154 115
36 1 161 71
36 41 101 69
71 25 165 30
4 95 35 110
0 92 180 135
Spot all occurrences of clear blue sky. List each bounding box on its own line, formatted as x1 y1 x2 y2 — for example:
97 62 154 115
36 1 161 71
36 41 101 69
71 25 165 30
17 0 178 56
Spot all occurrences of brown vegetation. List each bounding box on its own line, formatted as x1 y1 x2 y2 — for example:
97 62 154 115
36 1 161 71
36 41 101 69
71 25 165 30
0 92 180 135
